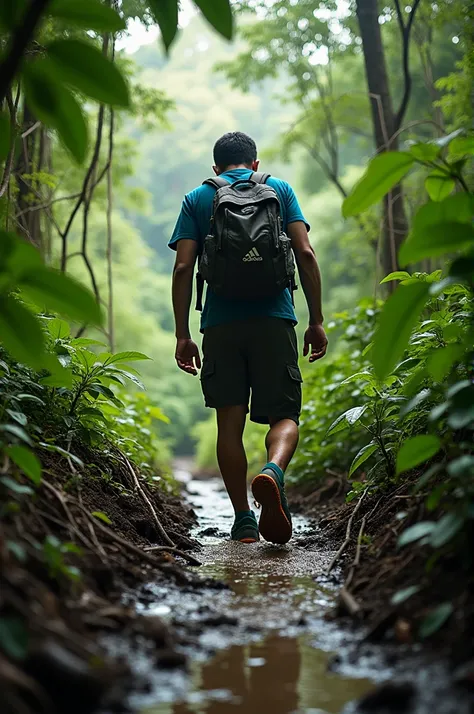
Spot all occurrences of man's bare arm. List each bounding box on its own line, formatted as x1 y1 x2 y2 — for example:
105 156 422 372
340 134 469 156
172 239 201 375
288 221 328 361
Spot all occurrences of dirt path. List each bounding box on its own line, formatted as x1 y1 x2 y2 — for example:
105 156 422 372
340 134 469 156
110 473 473 714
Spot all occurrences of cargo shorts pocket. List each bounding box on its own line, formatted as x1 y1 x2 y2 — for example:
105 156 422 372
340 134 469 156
200 360 216 406
287 364 303 384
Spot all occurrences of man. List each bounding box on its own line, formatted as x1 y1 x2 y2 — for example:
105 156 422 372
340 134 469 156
169 132 327 545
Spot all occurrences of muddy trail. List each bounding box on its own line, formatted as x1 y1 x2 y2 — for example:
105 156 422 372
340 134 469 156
108 467 473 714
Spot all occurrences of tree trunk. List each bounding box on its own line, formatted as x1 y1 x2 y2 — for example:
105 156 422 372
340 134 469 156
356 0 408 278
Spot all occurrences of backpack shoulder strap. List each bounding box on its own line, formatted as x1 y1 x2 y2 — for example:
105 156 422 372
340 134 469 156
251 171 271 184
202 177 229 190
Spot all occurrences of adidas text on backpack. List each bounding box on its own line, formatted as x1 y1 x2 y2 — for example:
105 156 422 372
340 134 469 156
196 172 296 307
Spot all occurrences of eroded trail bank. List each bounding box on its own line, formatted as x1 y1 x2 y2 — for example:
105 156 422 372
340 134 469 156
123 474 472 714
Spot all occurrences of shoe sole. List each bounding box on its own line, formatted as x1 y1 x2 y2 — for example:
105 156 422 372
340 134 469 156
239 537 258 544
251 474 292 545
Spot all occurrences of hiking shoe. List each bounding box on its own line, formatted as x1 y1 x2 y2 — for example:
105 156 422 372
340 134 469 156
231 511 259 543
251 470 292 545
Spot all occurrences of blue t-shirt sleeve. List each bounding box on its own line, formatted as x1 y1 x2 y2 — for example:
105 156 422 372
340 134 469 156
168 194 200 250
284 183 310 231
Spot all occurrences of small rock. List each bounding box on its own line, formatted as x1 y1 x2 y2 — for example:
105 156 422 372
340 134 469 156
394 618 412 644
357 682 416 712
199 527 220 536
201 614 238 627
156 649 187 669
137 615 173 648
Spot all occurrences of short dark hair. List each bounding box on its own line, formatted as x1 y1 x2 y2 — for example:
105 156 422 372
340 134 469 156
213 132 257 169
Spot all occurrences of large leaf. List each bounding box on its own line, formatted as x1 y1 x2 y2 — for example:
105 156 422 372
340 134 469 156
0 112 11 162
379 271 411 284
349 442 378 477
449 136 474 157
396 434 441 475
148 0 178 50
342 152 415 218
427 345 464 383
429 513 464 548
327 405 368 436
0 296 46 369
419 603 453 639
398 521 436 548
408 142 440 162
102 351 151 365
22 61 88 163
0 0 27 31
193 0 233 40
399 221 474 266
425 171 455 201
6 446 42 485
19 267 102 325
47 39 130 107
371 282 429 380
48 0 126 32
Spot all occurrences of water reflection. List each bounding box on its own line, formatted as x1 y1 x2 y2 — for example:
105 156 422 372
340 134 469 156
148 634 371 714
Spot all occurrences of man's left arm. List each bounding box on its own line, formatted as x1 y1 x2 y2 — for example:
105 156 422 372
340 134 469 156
172 238 201 375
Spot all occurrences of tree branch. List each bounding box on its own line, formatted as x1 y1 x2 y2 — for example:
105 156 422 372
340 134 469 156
0 0 51 105
394 0 422 132
0 90 18 199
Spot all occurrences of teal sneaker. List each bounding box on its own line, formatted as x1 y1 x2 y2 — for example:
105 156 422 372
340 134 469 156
251 466 292 545
231 510 259 543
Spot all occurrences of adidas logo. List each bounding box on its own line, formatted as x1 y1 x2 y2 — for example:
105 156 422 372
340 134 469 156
242 248 263 262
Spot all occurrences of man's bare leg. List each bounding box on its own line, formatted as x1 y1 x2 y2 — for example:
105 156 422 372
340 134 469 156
216 405 249 513
251 417 299 544
265 417 299 471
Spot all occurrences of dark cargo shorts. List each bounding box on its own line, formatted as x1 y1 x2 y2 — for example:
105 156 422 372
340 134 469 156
200 317 302 425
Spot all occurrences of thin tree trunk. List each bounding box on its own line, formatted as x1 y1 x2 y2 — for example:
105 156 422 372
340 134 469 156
356 0 408 278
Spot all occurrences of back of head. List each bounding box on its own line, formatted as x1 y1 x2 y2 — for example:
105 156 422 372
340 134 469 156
213 132 257 171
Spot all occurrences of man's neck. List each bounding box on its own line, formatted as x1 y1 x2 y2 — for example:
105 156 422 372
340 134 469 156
221 164 250 172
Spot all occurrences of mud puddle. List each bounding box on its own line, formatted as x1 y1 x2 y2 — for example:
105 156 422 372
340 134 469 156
122 474 471 714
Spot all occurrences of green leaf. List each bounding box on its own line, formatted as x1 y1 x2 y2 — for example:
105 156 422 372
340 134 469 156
7 540 27 563
148 0 178 51
47 39 130 108
0 476 34 495
379 271 411 284
427 345 464 382
429 513 464 548
193 0 233 40
349 442 378 477
327 405 368 436
425 171 455 202
391 585 420 606
6 445 42 485
398 521 436 548
39 442 84 467
0 424 33 445
70 338 107 347
408 142 440 162
419 603 453 639
0 617 29 660
371 282 429 380
48 0 126 32
46 318 71 339
0 0 27 30
448 136 474 157
393 358 421 374
0 111 11 162
342 152 415 218
20 267 102 325
399 221 474 266
396 435 441 475
22 61 88 163
0 296 46 370
102 351 151 365
91 510 112 525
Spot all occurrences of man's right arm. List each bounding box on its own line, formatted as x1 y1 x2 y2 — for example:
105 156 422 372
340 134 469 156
288 221 328 362
172 238 201 375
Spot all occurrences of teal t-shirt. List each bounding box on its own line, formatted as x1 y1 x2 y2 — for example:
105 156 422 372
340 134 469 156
168 168 309 331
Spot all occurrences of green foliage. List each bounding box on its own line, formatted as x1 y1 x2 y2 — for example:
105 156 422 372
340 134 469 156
48 0 127 32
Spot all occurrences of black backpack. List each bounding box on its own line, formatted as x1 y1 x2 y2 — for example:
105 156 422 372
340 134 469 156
196 172 296 309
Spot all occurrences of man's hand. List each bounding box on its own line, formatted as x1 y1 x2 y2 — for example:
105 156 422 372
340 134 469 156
303 324 328 362
175 338 201 375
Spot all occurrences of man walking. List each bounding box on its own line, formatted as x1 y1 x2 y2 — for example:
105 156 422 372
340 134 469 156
170 132 327 545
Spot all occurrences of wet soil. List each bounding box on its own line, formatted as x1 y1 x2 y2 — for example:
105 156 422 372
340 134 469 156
121 474 474 714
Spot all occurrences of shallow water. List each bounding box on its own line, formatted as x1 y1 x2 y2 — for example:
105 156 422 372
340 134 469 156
138 476 375 713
